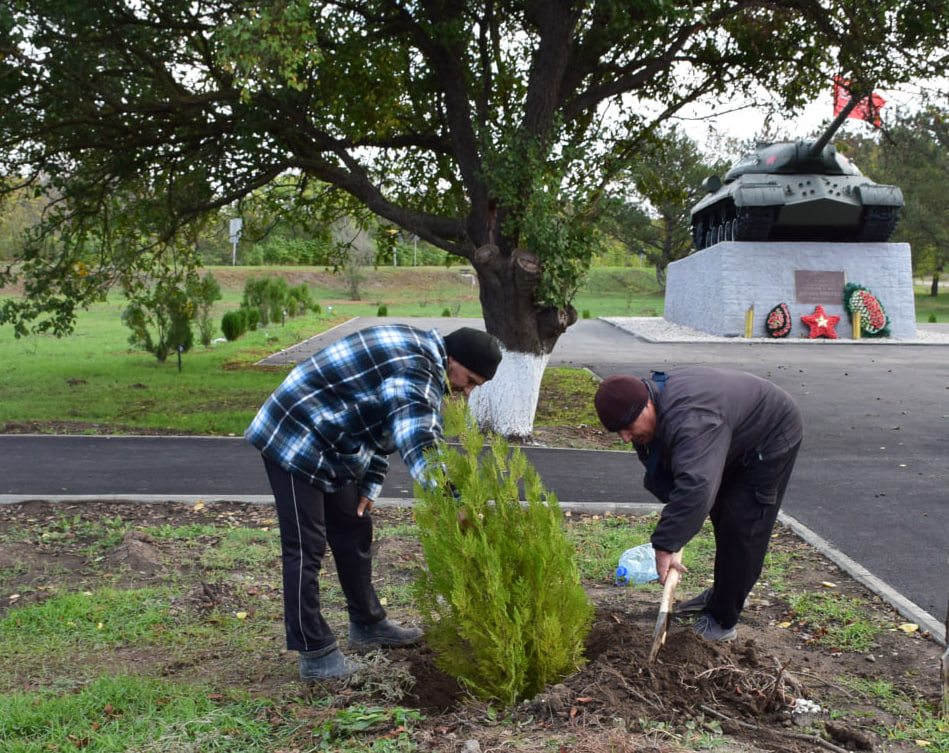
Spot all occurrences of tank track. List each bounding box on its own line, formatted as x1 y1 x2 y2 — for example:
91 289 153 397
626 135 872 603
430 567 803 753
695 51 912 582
856 206 900 242
693 205 774 250
693 204 898 249
732 207 775 242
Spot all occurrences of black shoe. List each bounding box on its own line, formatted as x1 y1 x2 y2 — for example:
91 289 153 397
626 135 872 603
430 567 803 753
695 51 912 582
676 588 750 615
348 618 423 650
677 588 713 614
299 644 362 680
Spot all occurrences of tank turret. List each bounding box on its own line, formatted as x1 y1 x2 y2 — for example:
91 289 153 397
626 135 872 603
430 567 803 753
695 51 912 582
690 95 903 250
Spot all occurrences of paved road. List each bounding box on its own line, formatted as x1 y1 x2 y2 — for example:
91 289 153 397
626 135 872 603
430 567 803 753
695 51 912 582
2 318 947 637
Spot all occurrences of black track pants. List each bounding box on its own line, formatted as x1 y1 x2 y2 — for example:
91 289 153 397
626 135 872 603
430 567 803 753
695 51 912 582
263 457 386 653
706 442 801 629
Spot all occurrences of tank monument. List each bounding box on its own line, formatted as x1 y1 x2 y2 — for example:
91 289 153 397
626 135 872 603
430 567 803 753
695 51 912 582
665 93 915 340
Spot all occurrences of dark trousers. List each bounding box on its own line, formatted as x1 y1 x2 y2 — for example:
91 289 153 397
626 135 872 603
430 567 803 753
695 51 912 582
706 442 801 629
263 457 386 653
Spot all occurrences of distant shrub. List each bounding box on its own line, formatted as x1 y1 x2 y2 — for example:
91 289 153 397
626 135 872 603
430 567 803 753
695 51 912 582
377 303 389 316
288 283 314 316
929 312 938 323
121 280 195 362
244 307 261 331
220 310 246 342
582 309 591 319
441 307 452 317
191 272 223 348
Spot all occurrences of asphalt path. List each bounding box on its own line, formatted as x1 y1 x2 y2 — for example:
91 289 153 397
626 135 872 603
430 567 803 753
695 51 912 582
2 317 947 637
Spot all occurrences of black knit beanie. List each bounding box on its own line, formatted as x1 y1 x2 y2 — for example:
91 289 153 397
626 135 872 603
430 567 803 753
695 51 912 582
594 375 649 432
443 327 502 380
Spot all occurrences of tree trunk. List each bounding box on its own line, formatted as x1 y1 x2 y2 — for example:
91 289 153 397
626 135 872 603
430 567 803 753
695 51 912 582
931 269 941 297
469 349 550 439
467 244 577 439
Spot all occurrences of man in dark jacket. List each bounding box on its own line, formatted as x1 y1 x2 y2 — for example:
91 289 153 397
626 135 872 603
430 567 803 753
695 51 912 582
594 367 803 642
247 323 501 680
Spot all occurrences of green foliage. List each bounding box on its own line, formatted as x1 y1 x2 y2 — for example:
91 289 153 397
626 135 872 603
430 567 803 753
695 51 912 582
440 307 451 317
377 303 389 316
192 272 223 347
413 401 594 705
4 1 945 341
287 282 315 316
212 1 322 102
220 309 248 341
313 705 423 747
843 108 949 284
242 276 313 325
121 279 195 362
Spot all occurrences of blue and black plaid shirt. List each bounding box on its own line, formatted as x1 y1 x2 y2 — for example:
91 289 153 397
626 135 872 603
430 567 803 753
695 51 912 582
245 324 449 501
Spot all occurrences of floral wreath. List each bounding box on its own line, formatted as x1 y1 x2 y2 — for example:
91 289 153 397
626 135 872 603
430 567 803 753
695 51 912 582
765 302 792 338
843 282 890 337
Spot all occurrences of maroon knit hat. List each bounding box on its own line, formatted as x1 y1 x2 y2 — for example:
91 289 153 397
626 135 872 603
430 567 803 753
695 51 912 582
594 376 649 432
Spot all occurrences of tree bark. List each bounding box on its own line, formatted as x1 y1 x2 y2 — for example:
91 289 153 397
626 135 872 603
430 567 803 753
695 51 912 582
467 244 578 437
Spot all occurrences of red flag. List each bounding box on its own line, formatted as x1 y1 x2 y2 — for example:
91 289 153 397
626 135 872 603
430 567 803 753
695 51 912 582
833 76 885 127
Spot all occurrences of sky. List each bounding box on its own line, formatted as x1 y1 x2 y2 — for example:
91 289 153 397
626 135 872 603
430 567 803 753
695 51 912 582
672 81 936 157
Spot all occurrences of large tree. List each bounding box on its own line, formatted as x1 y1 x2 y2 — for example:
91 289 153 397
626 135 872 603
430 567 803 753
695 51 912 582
1 0 947 436
623 127 729 289
847 109 949 296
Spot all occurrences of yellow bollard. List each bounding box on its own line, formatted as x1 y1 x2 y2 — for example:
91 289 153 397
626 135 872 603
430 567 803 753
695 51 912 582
852 310 862 340
744 306 754 338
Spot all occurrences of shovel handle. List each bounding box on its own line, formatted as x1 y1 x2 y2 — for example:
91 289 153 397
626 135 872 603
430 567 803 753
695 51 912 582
649 550 682 663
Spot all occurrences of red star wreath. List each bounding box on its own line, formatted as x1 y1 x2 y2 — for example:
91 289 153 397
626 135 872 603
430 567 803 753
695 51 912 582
801 304 841 339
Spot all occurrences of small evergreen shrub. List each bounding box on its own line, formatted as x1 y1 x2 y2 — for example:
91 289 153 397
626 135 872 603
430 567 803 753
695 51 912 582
582 309 591 319
121 281 194 362
220 310 246 341
377 303 388 316
929 312 938 323
191 272 222 347
414 402 594 706
244 306 261 331
441 307 451 317
288 283 314 316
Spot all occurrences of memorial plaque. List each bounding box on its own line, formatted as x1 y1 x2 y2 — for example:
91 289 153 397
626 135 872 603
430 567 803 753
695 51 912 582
795 270 846 303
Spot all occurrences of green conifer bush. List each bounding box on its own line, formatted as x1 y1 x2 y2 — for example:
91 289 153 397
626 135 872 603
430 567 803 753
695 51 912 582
413 401 594 706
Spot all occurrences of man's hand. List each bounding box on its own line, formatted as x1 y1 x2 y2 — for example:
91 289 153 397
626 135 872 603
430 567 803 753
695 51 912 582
655 548 688 585
357 495 375 517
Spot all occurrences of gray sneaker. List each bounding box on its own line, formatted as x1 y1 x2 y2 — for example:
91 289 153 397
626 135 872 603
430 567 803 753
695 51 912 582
299 645 362 681
691 612 737 642
348 618 424 650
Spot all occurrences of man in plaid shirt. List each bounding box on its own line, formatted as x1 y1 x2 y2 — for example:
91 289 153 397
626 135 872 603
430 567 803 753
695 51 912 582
246 323 501 681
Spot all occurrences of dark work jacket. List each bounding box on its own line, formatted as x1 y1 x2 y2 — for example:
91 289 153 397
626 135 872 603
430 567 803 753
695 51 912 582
635 367 804 554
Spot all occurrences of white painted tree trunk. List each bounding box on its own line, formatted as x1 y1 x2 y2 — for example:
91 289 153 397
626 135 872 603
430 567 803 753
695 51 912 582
468 347 550 439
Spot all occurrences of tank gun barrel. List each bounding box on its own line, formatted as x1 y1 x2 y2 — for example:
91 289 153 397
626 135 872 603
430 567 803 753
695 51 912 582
808 90 867 156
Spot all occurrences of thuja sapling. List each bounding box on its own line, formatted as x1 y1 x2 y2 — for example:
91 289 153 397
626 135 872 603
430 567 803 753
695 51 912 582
413 400 594 706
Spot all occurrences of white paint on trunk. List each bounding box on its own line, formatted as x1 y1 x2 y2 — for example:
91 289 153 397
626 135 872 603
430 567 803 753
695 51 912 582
468 347 549 438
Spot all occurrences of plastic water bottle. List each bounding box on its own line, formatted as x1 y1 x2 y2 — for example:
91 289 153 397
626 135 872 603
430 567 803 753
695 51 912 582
614 543 659 585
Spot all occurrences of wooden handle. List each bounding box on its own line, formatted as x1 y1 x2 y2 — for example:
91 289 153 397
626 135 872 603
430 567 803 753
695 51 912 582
649 551 683 663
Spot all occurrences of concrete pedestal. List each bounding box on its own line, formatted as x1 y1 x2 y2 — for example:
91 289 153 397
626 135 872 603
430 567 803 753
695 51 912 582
664 242 916 339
